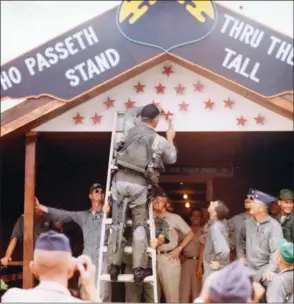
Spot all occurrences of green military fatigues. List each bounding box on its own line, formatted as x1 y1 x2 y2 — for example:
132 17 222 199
276 212 294 243
110 106 177 270
122 227 154 303
276 189 294 243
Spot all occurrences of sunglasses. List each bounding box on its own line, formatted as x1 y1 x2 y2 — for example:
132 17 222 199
245 195 254 200
94 189 104 194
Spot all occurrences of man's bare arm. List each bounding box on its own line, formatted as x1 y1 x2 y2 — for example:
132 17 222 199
1 238 18 266
179 230 194 249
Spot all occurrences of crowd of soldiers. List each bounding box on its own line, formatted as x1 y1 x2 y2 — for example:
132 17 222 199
1 103 293 302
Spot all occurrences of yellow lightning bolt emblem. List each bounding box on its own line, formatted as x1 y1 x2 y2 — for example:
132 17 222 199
119 0 158 24
177 0 215 23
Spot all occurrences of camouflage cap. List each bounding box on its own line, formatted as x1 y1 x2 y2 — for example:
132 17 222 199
279 189 294 200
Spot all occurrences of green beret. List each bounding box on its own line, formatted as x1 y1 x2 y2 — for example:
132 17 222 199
277 239 294 264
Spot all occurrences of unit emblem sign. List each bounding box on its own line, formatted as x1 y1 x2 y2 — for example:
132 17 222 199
1 0 293 102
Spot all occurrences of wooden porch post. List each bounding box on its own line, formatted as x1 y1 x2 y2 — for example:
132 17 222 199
23 131 37 289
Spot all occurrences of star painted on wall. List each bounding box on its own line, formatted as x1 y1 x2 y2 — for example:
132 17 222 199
174 84 185 95
163 111 174 120
224 98 234 108
73 113 84 124
204 99 214 110
134 81 145 93
104 97 115 109
193 81 204 92
162 65 174 77
254 114 265 125
91 113 102 124
125 99 135 109
155 83 166 94
178 101 189 111
236 116 247 126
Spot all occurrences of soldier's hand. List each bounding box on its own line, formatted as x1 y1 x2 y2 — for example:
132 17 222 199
0 257 11 267
166 127 176 142
35 197 40 208
168 247 182 261
156 104 164 114
196 264 203 279
35 197 48 213
76 255 96 288
209 261 222 270
240 257 247 266
262 271 275 281
103 204 110 215
150 239 161 249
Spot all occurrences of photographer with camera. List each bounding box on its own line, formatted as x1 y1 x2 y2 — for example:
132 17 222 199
2 230 101 302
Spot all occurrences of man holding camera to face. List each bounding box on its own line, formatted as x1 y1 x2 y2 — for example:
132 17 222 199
2 230 101 302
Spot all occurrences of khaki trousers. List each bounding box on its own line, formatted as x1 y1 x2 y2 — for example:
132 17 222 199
157 254 181 303
124 264 154 303
180 259 202 303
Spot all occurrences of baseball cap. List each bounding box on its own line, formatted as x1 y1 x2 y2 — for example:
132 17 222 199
89 183 104 194
141 104 160 120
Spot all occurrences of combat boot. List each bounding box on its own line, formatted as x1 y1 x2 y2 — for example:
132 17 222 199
109 264 120 281
133 267 153 283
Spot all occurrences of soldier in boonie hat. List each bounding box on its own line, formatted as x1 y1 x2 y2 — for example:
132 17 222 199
266 238 294 302
277 189 294 243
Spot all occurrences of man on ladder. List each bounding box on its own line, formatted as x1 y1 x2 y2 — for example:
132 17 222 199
109 103 177 283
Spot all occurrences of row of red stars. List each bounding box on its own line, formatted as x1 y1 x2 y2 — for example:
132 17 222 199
133 81 204 94
73 110 264 126
103 97 235 110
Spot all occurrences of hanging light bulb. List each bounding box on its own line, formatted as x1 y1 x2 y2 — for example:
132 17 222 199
185 202 190 208
183 194 188 199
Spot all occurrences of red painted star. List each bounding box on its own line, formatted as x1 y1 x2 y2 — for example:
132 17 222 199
224 98 234 108
254 114 265 125
193 81 204 92
91 113 102 124
125 99 135 109
73 113 84 124
204 99 214 109
104 97 115 109
163 111 174 120
162 65 174 77
155 83 166 94
175 84 185 95
236 116 247 126
134 81 145 93
178 101 189 111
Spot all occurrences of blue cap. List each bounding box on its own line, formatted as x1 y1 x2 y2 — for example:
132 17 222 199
252 189 277 205
208 261 252 302
247 188 255 195
35 230 71 252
